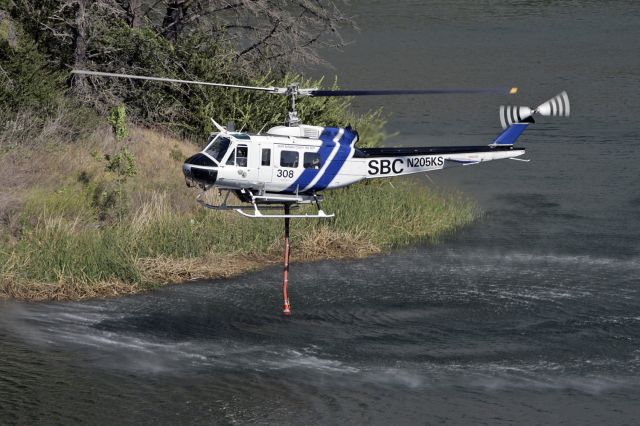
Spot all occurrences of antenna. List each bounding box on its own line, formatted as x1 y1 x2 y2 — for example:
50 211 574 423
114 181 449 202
210 118 227 133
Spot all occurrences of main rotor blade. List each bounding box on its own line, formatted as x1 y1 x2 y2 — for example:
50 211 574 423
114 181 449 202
72 70 518 99
306 87 518 97
71 70 284 93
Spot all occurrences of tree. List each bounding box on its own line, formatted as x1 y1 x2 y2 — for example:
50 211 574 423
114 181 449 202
228 0 354 69
3 0 357 138
11 0 353 73
154 0 354 70
161 0 189 42
11 0 124 94
127 0 145 28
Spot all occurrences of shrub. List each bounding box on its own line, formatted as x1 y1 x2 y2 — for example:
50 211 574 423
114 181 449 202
108 105 128 141
106 147 137 178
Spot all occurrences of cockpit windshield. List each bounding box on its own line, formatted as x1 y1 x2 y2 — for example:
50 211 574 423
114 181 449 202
204 135 231 164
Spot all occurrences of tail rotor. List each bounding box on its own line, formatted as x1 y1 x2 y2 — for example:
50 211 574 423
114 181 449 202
500 91 570 129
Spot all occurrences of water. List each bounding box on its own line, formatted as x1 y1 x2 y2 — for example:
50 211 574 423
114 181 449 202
2 1 640 424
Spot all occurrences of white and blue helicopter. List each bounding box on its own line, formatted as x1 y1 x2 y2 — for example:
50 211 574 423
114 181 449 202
72 70 570 314
188 89 569 219
73 70 570 220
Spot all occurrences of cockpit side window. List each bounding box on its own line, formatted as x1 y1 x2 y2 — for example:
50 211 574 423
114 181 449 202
205 136 231 163
236 145 248 167
225 144 248 167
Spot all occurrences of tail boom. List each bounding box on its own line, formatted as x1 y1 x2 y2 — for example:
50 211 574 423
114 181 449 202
339 145 525 181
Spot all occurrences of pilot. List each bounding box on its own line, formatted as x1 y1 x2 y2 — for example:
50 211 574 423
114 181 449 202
236 146 248 167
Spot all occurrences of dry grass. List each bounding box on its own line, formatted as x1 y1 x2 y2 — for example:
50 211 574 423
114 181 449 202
136 253 277 285
1 275 139 302
292 226 381 260
0 183 388 300
0 125 108 225
0 124 198 224
126 127 199 213
0 246 377 302
131 228 380 287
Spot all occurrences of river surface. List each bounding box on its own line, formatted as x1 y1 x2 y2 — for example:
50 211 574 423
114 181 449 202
2 1 640 424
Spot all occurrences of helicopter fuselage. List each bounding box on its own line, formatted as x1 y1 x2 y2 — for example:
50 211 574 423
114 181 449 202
182 124 526 197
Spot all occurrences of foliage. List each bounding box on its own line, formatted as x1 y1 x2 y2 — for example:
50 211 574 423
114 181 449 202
0 100 102 149
3 178 476 297
86 22 237 134
91 181 130 222
9 1 351 72
152 0 353 70
100 146 137 221
106 146 137 178
0 15 65 121
170 145 184 162
0 9 102 148
108 104 128 141
87 22 384 140
0 2 370 144
0 124 478 299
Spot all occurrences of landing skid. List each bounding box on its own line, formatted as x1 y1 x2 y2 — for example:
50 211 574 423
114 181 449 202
235 209 333 219
196 189 334 219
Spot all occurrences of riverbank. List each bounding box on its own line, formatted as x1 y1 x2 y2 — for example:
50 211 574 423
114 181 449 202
0 125 477 301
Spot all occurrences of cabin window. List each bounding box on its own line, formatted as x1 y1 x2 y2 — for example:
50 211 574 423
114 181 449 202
304 152 321 169
261 148 271 166
280 150 299 168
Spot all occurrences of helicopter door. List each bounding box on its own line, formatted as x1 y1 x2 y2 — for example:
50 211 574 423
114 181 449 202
258 146 273 183
226 143 258 182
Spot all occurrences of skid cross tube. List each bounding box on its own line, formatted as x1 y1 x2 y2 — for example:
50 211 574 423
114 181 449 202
196 189 334 218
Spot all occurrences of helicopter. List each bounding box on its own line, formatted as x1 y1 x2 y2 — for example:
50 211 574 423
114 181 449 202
72 70 570 314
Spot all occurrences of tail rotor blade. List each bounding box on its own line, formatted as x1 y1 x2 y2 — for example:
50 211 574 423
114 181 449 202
535 91 570 117
500 105 534 129
499 91 570 128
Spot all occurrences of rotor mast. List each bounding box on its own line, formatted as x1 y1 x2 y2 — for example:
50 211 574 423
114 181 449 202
286 83 301 126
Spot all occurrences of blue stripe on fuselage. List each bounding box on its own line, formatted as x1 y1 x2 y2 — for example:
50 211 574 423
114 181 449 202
312 127 357 191
284 127 340 193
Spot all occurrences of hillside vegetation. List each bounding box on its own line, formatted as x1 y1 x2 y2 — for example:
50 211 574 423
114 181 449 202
0 1 477 300
0 123 476 300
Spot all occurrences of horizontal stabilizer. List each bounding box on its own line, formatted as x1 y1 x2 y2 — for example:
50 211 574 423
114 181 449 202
444 158 480 165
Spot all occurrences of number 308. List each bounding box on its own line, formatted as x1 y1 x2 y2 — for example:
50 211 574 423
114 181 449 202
276 169 294 178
